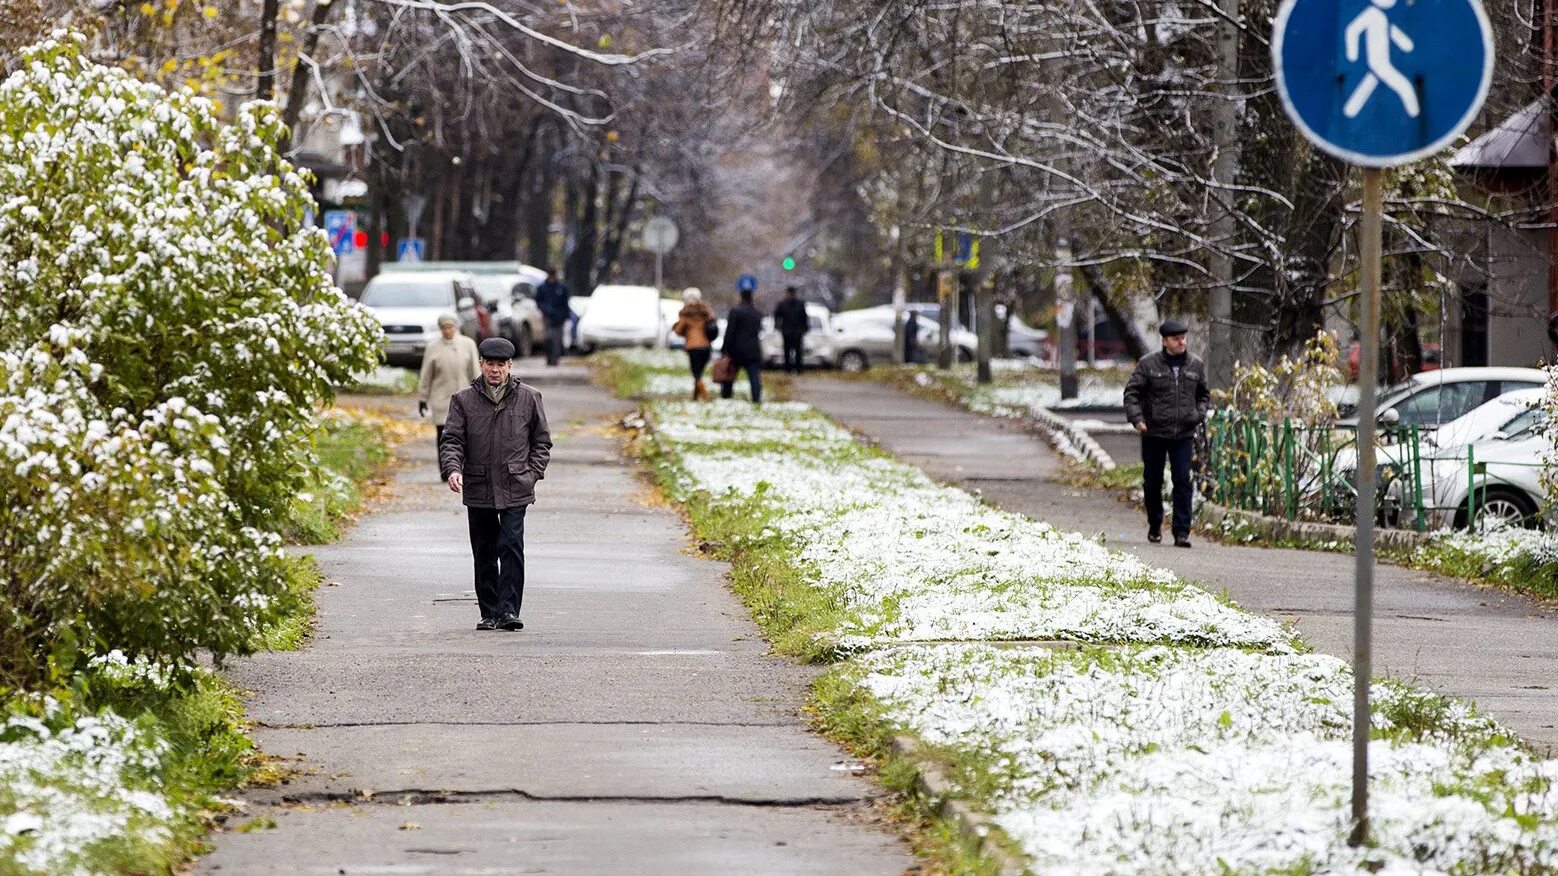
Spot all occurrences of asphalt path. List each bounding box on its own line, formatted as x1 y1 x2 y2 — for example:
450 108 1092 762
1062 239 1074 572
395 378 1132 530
200 363 912 875
798 376 1558 753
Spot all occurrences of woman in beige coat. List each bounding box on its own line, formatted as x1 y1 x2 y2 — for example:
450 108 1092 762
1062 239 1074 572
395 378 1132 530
417 314 481 453
671 287 716 400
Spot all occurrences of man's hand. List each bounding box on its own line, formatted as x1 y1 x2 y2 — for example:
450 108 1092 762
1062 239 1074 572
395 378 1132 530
447 472 463 493
1134 421 1148 434
418 401 428 417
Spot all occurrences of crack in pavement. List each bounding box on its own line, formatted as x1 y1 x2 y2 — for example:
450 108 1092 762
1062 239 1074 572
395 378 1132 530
266 789 880 809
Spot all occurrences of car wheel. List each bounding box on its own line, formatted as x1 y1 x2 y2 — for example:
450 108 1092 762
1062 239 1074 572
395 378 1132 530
1465 488 1539 529
956 346 974 363
838 349 868 373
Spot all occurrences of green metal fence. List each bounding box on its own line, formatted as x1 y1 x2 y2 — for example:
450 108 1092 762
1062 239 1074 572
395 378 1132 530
1203 410 1553 530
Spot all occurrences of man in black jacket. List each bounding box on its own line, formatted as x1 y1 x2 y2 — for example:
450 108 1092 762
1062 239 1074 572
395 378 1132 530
1123 320 1210 547
720 289 764 403
773 286 809 374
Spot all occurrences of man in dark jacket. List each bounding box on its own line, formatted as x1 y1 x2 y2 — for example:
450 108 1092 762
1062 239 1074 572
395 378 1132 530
720 289 764 403
534 268 570 367
773 286 809 374
439 337 553 630
1123 320 1210 547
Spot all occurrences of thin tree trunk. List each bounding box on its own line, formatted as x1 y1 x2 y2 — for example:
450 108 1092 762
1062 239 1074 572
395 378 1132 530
256 0 279 101
279 0 336 153
1077 260 1151 361
598 166 642 283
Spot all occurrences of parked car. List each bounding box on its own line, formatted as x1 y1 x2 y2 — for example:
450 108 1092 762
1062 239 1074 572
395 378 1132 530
381 261 548 357
1393 405 1552 529
466 270 545 358
828 305 972 371
662 299 687 349
1338 367 1548 431
760 302 836 368
359 270 482 367
576 285 663 351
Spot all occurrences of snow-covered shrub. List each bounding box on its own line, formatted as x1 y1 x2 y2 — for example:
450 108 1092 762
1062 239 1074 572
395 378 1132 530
1541 364 1557 511
0 33 382 688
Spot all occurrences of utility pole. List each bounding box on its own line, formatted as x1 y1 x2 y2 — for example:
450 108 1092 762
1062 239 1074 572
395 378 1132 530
1057 234 1078 399
937 231 954 370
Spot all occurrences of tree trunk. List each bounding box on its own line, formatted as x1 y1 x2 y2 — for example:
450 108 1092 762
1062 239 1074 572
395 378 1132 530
1077 260 1152 361
525 123 556 269
565 167 600 295
598 166 642 284
279 0 337 154
256 0 279 101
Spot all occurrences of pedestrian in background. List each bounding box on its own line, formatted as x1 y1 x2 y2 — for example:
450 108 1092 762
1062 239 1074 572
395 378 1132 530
439 337 553 631
719 288 764 404
417 313 480 457
535 268 570 367
672 287 717 400
903 309 922 364
1123 319 1210 548
774 285 809 374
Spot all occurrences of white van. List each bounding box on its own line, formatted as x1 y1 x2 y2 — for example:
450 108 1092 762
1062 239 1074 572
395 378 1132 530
576 285 663 351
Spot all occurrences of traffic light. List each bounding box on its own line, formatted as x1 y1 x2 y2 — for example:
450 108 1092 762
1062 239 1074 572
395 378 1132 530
782 257 796 271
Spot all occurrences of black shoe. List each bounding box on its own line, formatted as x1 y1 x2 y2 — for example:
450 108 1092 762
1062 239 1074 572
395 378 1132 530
1148 526 1162 544
1174 536 1192 548
497 614 524 631
476 617 497 631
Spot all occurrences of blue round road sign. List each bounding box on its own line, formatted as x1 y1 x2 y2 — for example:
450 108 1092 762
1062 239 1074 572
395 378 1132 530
1273 0 1492 167
737 273 759 293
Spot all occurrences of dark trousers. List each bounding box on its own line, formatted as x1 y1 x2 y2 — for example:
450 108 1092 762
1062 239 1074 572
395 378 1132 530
781 334 805 373
719 357 762 404
435 425 444 457
1142 435 1193 537
544 322 566 365
467 506 527 620
687 347 712 380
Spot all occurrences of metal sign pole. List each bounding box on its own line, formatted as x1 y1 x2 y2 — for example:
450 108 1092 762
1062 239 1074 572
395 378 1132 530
1349 166 1383 848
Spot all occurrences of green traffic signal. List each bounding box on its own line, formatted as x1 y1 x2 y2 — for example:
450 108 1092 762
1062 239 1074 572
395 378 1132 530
782 257 796 271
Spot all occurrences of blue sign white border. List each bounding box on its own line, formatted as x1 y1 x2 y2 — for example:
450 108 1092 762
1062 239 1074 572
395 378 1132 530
1271 0 1495 168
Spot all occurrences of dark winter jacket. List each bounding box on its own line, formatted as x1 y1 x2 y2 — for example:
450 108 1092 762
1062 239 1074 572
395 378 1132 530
774 298 809 338
1123 349 1211 440
723 302 764 362
535 280 571 326
439 377 553 509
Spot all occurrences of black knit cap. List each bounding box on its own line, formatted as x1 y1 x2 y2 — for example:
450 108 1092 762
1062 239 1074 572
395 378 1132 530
1158 319 1189 337
478 337 515 360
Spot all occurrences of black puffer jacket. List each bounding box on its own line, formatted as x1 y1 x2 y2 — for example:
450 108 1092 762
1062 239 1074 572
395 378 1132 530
1123 350 1211 439
723 303 764 362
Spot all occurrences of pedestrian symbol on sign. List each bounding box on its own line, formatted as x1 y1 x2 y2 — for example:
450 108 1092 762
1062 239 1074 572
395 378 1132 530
1343 0 1418 119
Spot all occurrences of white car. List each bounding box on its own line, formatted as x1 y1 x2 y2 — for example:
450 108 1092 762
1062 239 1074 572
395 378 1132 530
828 305 972 371
1387 394 1551 529
761 302 836 368
577 285 664 351
466 270 545 358
359 270 481 367
1339 367 1548 430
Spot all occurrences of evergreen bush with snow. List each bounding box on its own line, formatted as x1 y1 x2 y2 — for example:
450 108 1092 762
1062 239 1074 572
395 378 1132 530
0 33 382 689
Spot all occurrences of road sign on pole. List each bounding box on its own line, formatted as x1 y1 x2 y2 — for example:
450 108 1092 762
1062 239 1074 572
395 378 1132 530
396 237 425 263
323 210 355 255
1273 0 1491 847
642 216 680 293
1273 0 1493 167
737 273 759 294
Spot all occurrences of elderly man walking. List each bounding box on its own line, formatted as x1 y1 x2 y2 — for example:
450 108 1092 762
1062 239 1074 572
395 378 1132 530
1123 319 1210 548
416 314 480 457
439 337 552 631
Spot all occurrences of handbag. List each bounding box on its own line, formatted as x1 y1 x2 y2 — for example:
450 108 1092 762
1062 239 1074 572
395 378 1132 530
711 354 736 383
704 317 719 342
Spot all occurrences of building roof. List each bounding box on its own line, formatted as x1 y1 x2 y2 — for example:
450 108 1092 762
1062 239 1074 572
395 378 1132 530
1449 98 1549 171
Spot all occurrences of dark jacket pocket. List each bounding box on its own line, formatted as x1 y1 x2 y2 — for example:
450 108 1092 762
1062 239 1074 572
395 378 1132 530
508 462 538 500
463 464 492 503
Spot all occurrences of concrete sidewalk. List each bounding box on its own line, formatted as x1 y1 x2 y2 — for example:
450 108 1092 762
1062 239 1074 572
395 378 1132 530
200 365 912 875
798 377 1558 752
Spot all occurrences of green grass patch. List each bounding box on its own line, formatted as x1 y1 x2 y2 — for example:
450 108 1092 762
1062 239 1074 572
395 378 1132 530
280 415 391 544
342 365 418 396
1399 539 1558 602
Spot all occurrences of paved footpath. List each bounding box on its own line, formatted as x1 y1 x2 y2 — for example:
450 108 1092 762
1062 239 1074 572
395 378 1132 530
799 377 1558 753
201 364 913 875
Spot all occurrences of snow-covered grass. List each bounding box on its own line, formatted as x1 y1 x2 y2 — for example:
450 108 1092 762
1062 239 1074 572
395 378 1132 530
855 644 1557 874
891 362 1129 415
1415 521 1558 600
344 365 418 396
597 348 1558 875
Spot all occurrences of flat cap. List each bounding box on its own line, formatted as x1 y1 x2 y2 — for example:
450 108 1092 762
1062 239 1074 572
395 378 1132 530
478 337 516 360
436 313 458 327
1158 319 1189 337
